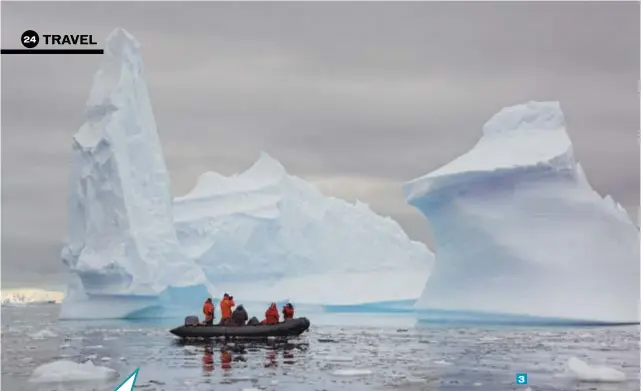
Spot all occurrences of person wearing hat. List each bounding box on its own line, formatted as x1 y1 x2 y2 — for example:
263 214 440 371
231 304 249 326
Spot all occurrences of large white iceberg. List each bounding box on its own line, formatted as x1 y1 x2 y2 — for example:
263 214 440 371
404 101 639 324
59 28 212 319
59 28 433 318
173 151 433 306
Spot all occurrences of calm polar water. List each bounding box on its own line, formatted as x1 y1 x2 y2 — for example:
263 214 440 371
2 304 639 391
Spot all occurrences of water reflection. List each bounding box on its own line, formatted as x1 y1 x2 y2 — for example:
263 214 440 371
265 348 278 368
283 342 296 364
220 346 232 370
202 345 214 373
174 337 309 375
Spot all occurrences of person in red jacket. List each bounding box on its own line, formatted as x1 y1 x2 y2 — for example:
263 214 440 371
219 293 235 325
282 303 294 320
262 302 280 325
202 298 215 325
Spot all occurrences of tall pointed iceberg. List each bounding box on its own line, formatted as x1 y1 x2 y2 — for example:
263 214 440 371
404 101 639 324
60 28 212 319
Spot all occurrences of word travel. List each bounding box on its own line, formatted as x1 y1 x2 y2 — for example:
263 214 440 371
43 34 98 45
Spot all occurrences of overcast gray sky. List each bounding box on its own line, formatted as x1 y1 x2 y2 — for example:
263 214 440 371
2 2 638 291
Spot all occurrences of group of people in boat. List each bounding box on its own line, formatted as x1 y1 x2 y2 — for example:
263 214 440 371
201 293 295 327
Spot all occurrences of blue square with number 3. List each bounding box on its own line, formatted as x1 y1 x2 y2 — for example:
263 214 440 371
516 373 528 384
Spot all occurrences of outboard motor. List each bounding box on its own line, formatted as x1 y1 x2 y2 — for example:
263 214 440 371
184 315 200 327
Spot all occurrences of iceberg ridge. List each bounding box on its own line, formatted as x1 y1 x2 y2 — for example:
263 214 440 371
174 151 434 304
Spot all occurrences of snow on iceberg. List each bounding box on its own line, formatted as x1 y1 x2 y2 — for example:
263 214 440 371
173 151 434 305
404 101 639 324
59 28 212 319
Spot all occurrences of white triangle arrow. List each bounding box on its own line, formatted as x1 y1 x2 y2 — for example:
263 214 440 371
113 368 139 391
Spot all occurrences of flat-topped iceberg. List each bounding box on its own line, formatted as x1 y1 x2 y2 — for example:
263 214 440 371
404 101 639 324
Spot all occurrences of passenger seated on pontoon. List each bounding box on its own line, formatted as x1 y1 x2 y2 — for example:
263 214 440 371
282 303 294 320
230 305 249 326
261 303 280 325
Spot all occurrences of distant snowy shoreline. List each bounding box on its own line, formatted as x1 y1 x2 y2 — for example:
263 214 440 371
1 289 64 306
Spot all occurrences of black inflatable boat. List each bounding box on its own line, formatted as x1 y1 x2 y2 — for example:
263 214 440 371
170 317 311 339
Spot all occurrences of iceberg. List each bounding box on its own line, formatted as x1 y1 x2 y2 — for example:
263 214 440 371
58 28 433 319
173 152 433 306
59 28 212 319
404 101 639 324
